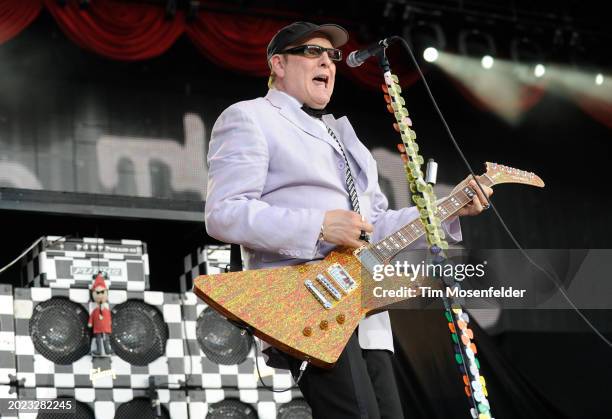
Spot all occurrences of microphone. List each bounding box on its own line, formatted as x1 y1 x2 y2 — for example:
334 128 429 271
346 38 395 67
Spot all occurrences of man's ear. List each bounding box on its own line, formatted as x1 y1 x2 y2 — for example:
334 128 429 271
270 55 286 78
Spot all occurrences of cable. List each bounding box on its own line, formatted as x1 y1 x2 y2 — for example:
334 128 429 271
392 36 612 348
251 334 306 393
0 235 72 277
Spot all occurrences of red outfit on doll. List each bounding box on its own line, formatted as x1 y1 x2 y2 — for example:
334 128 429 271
89 272 114 356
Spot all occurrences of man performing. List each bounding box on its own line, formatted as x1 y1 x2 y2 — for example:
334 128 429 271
205 21 492 419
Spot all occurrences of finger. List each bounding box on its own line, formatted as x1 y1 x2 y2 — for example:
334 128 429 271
362 222 374 233
471 194 484 213
469 180 490 207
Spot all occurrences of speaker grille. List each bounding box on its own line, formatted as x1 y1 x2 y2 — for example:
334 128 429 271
206 399 258 419
37 398 94 419
111 300 168 365
196 307 251 365
278 399 312 419
114 397 170 419
29 298 91 364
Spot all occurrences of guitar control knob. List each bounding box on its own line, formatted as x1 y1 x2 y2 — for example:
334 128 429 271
303 326 313 337
336 314 346 324
319 320 329 330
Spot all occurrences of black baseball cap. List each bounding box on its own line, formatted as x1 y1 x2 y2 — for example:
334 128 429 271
266 21 349 61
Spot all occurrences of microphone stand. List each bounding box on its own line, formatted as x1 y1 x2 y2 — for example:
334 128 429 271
375 47 494 419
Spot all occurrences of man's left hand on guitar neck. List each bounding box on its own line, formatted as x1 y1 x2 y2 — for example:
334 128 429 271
454 178 494 217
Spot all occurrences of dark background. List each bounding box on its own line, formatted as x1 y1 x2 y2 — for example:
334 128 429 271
1 3 611 418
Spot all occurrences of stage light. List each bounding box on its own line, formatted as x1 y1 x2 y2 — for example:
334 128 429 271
481 55 494 69
511 37 547 81
424 47 439 63
459 29 496 66
534 64 546 78
595 73 604 85
404 20 446 63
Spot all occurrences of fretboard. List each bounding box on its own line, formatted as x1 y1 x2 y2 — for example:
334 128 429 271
367 176 493 262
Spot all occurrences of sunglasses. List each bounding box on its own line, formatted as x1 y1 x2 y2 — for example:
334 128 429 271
281 45 342 61
95 290 107 295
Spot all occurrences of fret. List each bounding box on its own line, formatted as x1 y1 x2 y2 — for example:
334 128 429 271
382 240 394 255
396 231 409 244
401 224 417 240
370 245 385 261
388 236 401 249
374 242 390 259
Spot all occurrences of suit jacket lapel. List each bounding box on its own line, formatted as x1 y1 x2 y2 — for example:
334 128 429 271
325 115 370 175
265 90 342 155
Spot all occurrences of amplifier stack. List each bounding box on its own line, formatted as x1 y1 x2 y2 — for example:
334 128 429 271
0 239 310 418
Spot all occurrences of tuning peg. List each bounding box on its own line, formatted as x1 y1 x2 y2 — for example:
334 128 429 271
386 104 394 114
381 84 388 93
397 143 405 152
383 94 391 104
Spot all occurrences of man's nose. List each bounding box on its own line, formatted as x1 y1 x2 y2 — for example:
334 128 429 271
320 51 333 66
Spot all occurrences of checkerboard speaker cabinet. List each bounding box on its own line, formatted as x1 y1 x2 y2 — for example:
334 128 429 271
13 287 185 389
180 245 233 291
181 292 295 391
21 236 149 291
187 388 310 419
16 387 187 419
0 284 16 386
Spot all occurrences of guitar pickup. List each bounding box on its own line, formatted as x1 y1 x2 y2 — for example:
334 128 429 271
327 263 357 294
316 274 342 301
304 280 332 309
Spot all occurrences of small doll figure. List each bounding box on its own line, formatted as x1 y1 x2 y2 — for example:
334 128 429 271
88 271 114 356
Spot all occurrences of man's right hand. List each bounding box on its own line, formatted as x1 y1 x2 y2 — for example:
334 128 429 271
322 209 373 248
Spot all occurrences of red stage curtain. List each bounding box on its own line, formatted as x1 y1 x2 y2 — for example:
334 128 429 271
0 0 42 44
43 0 184 61
186 11 286 77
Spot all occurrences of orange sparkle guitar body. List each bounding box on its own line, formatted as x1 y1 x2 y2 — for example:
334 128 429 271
194 246 367 368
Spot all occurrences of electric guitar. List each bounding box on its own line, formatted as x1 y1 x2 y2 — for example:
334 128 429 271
193 162 544 368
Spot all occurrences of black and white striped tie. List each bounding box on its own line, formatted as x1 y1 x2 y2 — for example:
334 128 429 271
326 126 368 241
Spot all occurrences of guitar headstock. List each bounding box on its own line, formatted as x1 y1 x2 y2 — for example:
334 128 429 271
484 162 545 188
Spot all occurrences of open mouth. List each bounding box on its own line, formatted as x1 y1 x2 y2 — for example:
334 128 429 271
313 74 329 88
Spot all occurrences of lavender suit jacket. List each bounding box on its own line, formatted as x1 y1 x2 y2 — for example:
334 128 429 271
205 89 461 360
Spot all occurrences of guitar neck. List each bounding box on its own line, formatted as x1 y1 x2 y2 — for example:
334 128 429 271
367 175 493 262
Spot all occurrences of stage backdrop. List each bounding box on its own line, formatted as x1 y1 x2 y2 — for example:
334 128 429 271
1 12 611 246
